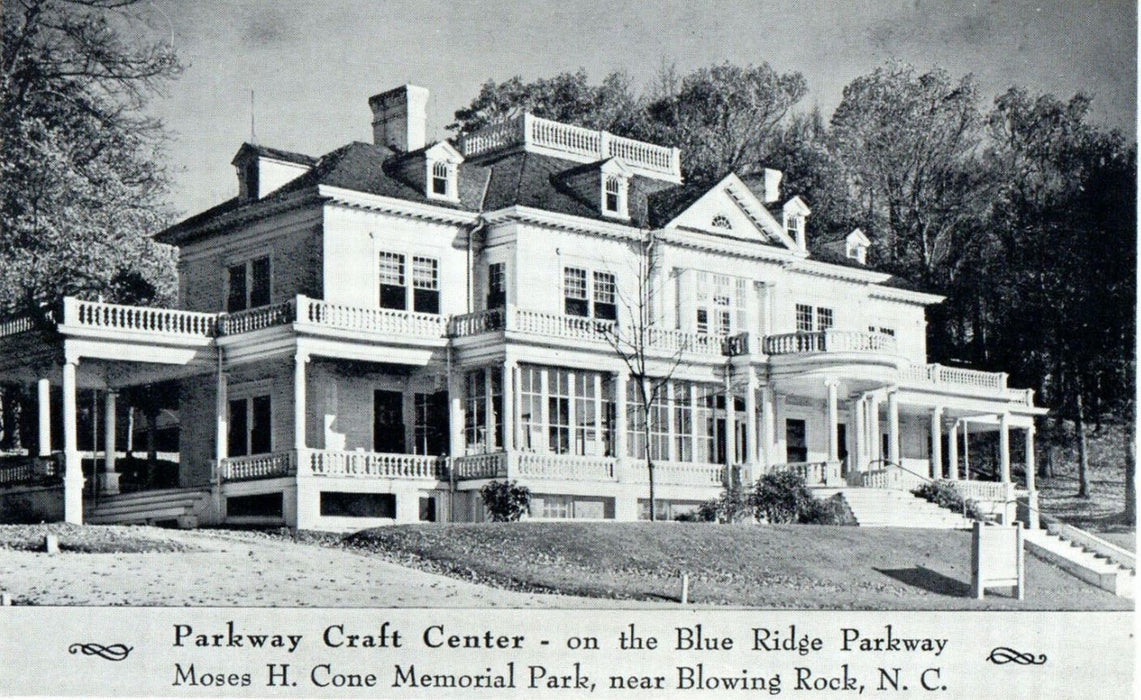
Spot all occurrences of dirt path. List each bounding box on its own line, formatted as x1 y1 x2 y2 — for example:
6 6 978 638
0 529 662 607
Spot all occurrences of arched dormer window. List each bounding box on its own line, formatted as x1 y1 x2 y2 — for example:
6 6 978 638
431 161 449 195
427 159 457 201
602 175 628 219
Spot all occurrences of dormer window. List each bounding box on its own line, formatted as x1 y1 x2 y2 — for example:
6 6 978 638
844 228 870 264
781 196 811 251
427 160 456 200
422 142 464 202
602 175 628 219
786 214 802 241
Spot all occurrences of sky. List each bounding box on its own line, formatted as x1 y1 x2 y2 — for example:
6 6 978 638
145 0 1138 217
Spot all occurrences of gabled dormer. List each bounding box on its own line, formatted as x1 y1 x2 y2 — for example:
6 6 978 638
232 143 315 202
845 228 871 264
782 196 811 251
425 142 464 202
599 158 632 220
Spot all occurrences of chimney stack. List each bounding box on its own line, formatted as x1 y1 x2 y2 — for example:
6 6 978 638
368 84 429 152
763 168 783 204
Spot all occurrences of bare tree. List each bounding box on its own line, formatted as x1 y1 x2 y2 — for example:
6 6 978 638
603 229 687 522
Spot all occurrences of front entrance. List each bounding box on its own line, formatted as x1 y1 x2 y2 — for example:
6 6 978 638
373 390 405 453
786 418 807 463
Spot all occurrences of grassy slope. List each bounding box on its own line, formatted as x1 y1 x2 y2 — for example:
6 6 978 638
345 522 1131 611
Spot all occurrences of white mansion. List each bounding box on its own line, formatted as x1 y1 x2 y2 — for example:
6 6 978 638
0 85 1046 531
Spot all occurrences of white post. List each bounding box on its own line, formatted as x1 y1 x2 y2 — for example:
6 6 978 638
502 359 515 451
294 354 307 451
215 367 228 465
887 391 900 465
724 372 736 468
62 361 82 524
100 390 119 494
930 406 943 479
760 385 775 468
1024 425 1036 491
447 370 464 457
826 380 839 463
853 395 865 473
868 394 881 464
963 419 971 480
744 371 758 470
999 413 1011 483
614 371 628 470
37 378 51 457
948 419 959 480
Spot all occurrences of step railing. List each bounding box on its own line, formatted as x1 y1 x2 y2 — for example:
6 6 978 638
64 298 218 338
303 450 446 480
297 295 447 339
764 329 897 355
219 451 296 481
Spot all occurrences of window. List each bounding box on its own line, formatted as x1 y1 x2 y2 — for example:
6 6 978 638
673 382 692 463
411 256 439 313
711 214 732 229
413 392 447 456
519 366 543 451
649 390 670 461
869 325 895 337
378 252 406 309
696 272 746 335
787 214 803 241
487 262 506 309
574 373 598 456
227 395 271 457
817 307 834 331
243 161 259 200
694 384 716 463
430 161 450 197
626 380 646 459
593 272 617 320
547 369 571 454
602 175 627 217
563 267 589 316
226 256 271 312
795 304 814 333
796 304 834 332
464 369 488 453
786 418 807 463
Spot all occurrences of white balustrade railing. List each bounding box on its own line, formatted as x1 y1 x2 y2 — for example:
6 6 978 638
645 326 725 356
513 309 614 343
297 296 446 338
65 298 218 338
219 300 295 335
448 308 506 336
514 453 616 481
460 113 682 180
764 461 841 487
305 450 445 480
856 463 928 492
220 451 296 481
901 363 1007 392
0 456 59 484
629 460 724 486
764 329 897 355
0 315 36 338
943 480 1011 503
453 452 507 479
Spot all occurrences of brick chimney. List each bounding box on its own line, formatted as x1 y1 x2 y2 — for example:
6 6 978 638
368 84 429 152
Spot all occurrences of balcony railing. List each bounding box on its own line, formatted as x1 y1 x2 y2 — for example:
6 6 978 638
219 451 296 481
297 296 446 339
303 450 446 480
764 329 897 355
452 452 508 479
460 113 682 181
762 461 841 487
901 363 1006 392
218 300 295 335
629 460 725 486
0 315 37 339
514 453 617 481
64 298 217 338
0 455 60 485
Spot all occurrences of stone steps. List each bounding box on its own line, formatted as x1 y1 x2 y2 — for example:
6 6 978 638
84 487 210 527
838 488 973 529
1024 529 1134 599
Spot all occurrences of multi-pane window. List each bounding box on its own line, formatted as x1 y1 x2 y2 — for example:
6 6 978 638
547 369 572 454
649 390 670 461
541 494 572 519
226 256 271 312
696 272 746 335
817 307 834 331
603 176 622 214
430 161 449 196
673 382 692 462
574 373 598 456
593 272 617 320
626 380 647 459
796 304 834 332
413 392 447 456
227 395 271 457
786 418 808 463
693 384 717 463
628 379 720 463
487 262 506 309
378 252 406 309
563 267 589 316
464 369 488 453
411 256 439 313
795 303 814 333
869 325 895 336
519 366 544 451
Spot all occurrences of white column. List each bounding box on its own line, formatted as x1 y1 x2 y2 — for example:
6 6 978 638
760 385 775 468
962 419 971 480
744 371 758 468
447 370 464 457
887 391 900 465
1024 425 1036 491
294 354 308 451
614 371 628 473
37 378 51 457
215 368 229 465
948 419 959 480
723 374 737 467
826 380 839 462
868 395 881 464
62 361 82 524
501 359 515 450
930 406 943 479
999 413 1011 483
853 396 865 472
100 390 120 494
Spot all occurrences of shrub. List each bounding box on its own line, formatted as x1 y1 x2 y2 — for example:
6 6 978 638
912 481 982 520
686 486 751 523
800 494 858 525
479 480 532 522
751 472 818 524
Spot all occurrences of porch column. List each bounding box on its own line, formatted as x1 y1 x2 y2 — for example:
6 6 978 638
1024 424 1036 491
62 360 82 524
999 412 1011 483
930 406 943 479
215 366 228 466
852 395 865 472
744 370 758 468
825 380 839 463
760 385 775 468
868 394 881 464
447 370 464 457
37 378 51 457
962 419 970 480
886 391 900 465
293 354 308 451
948 419 959 480
100 390 120 494
502 359 516 450
614 371 628 474
723 372 737 468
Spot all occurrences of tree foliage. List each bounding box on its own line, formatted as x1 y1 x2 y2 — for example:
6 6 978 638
0 0 181 316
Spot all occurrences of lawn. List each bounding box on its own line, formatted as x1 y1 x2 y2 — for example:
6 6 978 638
343 522 1131 610
0 523 199 553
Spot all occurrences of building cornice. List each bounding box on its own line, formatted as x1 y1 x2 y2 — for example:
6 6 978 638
318 185 480 225
155 189 325 245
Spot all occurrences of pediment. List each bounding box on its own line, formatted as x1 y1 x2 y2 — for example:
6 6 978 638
661 174 800 251
425 141 464 164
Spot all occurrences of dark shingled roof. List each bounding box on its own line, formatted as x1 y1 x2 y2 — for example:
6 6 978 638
232 142 318 166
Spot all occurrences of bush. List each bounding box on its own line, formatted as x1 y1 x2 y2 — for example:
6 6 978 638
801 494 858 525
685 486 751 523
479 480 532 522
912 481 982 520
752 471 819 523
